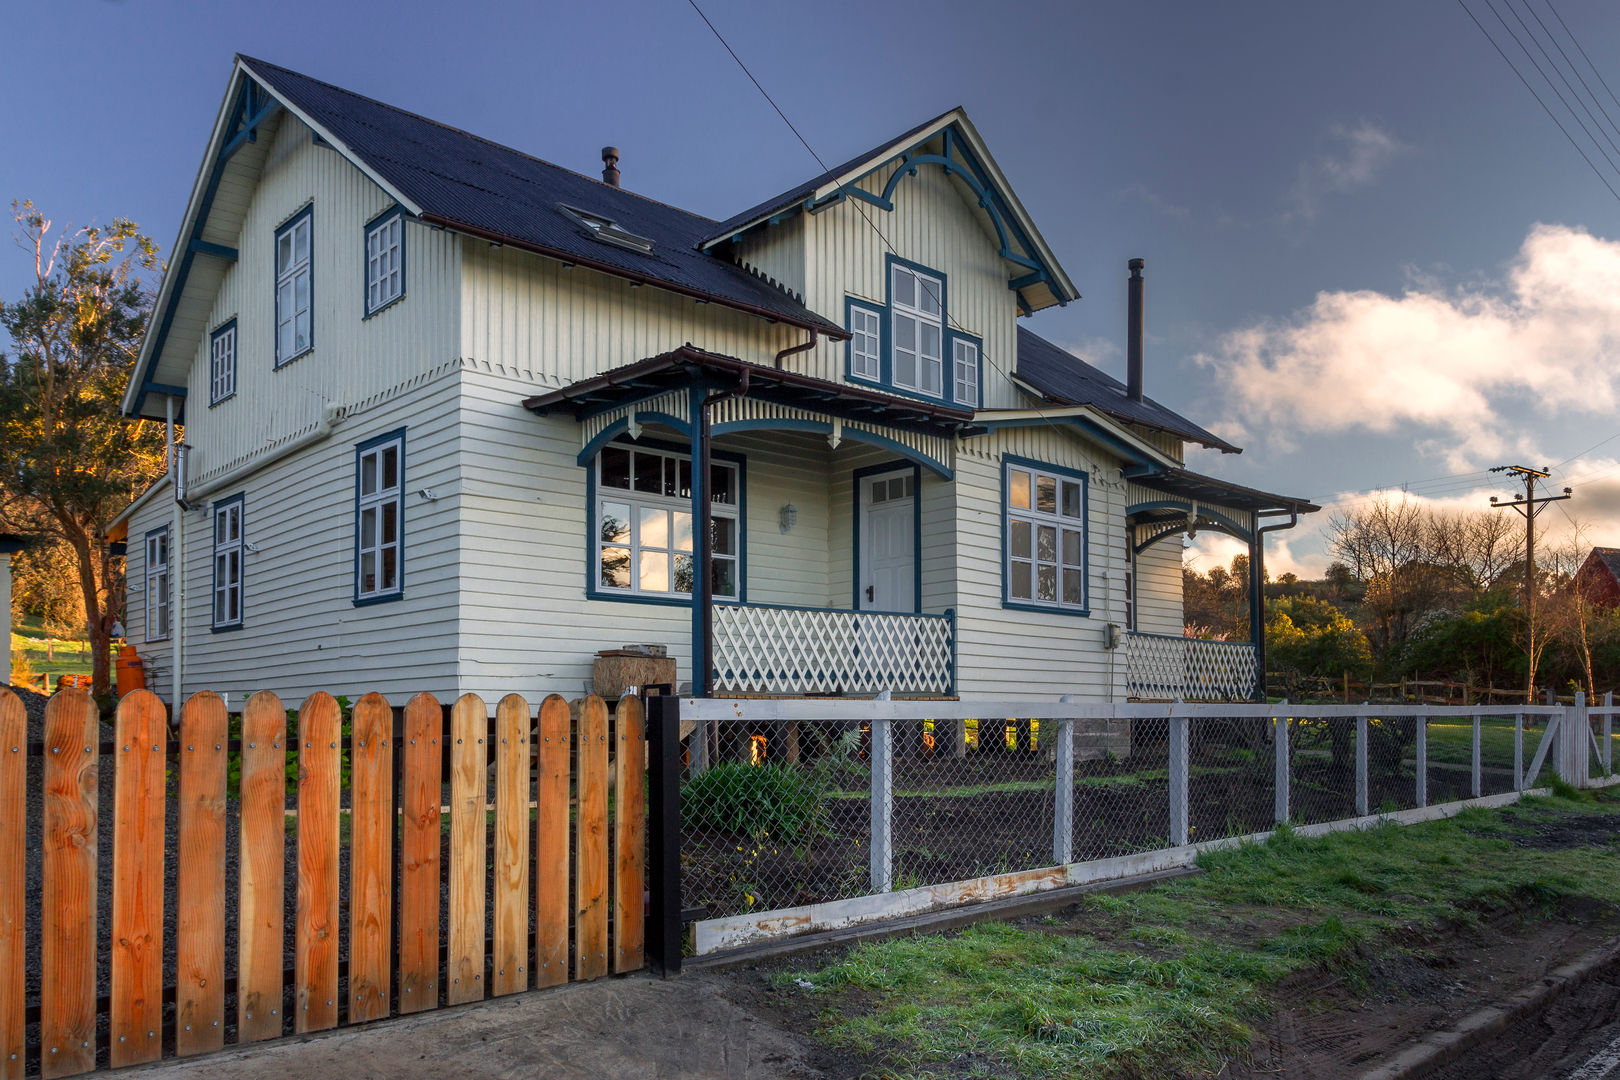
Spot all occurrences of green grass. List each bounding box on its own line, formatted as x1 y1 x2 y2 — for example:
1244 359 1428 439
775 788 1620 1079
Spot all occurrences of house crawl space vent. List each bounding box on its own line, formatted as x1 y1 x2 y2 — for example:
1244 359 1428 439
556 203 654 253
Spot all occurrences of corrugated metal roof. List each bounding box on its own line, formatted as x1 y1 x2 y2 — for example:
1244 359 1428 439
1014 325 1241 454
240 56 844 337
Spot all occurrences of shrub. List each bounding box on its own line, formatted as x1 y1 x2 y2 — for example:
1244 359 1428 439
683 762 826 839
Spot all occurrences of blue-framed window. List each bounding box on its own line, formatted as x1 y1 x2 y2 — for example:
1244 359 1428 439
843 255 983 408
1002 456 1088 615
364 207 405 315
209 320 237 405
355 430 405 604
144 527 170 642
590 440 743 603
274 206 313 367
211 494 244 630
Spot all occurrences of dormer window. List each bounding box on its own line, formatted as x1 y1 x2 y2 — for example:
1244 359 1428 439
556 204 653 253
843 255 982 408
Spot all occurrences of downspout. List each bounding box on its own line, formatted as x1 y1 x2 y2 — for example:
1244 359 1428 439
1251 505 1301 702
774 331 817 370
166 395 183 713
186 403 344 503
696 369 751 700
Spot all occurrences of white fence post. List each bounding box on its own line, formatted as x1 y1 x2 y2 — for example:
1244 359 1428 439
1514 713 1524 792
1607 691 1614 775
1356 713 1369 817
1054 697 1076 866
1564 692 1588 787
870 691 893 893
1168 706 1190 847
1471 716 1482 799
1274 704 1290 826
1415 717 1428 808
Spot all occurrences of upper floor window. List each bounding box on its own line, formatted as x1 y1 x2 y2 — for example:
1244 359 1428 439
210 320 237 405
848 304 881 381
365 209 404 314
891 262 943 397
356 431 405 603
594 443 740 602
144 528 170 642
1003 458 1087 614
275 207 313 366
952 338 979 408
212 495 244 630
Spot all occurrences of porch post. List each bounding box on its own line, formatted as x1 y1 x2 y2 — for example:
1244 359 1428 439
688 385 712 700
1249 534 1266 702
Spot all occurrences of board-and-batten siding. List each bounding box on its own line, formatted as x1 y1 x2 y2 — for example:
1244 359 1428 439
1133 538 1186 638
182 113 462 486
127 371 462 706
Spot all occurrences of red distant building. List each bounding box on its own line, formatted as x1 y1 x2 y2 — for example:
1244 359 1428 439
1575 547 1620 609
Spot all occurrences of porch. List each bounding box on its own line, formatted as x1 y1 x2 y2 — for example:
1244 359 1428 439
1125 630 1257 702
711 603 955 695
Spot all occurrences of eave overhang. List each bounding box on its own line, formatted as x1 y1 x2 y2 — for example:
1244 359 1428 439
1131 466 1320 516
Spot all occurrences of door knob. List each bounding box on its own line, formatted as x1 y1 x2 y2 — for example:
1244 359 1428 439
865 585 874 601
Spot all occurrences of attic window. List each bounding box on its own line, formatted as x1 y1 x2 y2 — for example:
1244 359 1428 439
556 204 653 253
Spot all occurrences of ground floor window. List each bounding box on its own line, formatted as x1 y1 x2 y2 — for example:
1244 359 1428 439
355 431 405 603
212 495 244 629
1003 456 1088 613
594 441 740 600
145 528 170 641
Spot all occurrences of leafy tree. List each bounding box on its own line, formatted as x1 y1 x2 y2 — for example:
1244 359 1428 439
9 536 85 638
0 202 166 700
1265 595 1372 679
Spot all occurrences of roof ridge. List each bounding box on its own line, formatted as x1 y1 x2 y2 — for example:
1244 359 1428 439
236 54 719 224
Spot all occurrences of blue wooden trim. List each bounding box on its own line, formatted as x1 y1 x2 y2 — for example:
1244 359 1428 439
1000 454 1091 619
210 492 245 632
721 599 951 619
273 203 315 369
843 296 883 386
1125 500 1253 543
706 413 952 479
946 328 984 410
1008 270 1049 291
576 412 694 466
851 460 923 614
188 239 238 261
208 319 237 407
362 204 407 319
975 416 1154 468
946 607 957 696
712 417 832 438
353 428 406 606
688 386 707 691
146 383 188 398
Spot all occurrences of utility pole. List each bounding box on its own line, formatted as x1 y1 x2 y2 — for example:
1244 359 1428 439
1488 465 1572 703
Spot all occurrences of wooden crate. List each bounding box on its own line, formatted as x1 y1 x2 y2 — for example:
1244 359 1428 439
592 653 676 701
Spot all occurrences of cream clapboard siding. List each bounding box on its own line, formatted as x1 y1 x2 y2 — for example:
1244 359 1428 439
1133 538 1186 638
182 114 462 486
731 218 807 304
128 371 462 705
951 426 1132 702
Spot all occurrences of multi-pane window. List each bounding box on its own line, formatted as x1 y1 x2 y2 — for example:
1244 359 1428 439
890 262 943 396
596 444 739 600
849 305 881 381
953 338 979 407
1005 462 1086 610
275 208 313 365
212 497 243 629
144 529 170 642
210 321 236 404
365 211 404 313
356 434 404 601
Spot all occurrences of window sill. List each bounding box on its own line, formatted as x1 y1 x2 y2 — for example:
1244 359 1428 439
1001 600 1092 619
363 293 406 321
274 346 314 371
208 392 235 409
586 588 744 608
353 591 403 608
210 622 244 634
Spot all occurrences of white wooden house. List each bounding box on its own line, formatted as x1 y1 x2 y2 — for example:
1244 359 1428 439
115 56 1315 709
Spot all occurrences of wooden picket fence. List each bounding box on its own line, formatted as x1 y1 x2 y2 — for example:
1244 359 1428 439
0 686 646 1078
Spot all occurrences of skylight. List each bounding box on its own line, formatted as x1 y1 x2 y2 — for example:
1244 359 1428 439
556 204 653 253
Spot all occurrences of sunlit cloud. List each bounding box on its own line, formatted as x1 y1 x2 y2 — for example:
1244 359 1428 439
1286 120 1405 221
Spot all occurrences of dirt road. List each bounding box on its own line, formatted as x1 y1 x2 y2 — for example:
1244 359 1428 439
1428 963 1620 1080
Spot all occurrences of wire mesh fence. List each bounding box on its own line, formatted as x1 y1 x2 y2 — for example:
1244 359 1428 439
1071 715 1170 861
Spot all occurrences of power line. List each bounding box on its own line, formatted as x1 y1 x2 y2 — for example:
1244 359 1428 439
1546 0 1620 128
1502 0 1620 165
1522 0 1620 148
1485 0 1620 178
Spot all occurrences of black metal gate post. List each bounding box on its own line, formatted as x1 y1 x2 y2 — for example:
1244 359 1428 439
646 693 683 976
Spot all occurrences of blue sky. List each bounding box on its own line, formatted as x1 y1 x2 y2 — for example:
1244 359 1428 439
6 0 1620 574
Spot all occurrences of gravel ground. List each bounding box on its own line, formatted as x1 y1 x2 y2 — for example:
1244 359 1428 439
5 683 50 741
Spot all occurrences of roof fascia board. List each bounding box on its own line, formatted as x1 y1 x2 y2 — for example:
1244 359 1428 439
110 471 172 530
974 405 1177 469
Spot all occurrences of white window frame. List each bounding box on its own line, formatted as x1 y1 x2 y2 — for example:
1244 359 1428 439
890 263 944 397
210 321 236 405
144 528 170 642
275 208 313 366
1005 462 1087 612
212 497 244 629
365 211 404 314
849 304 881 381
953 337 979 407
594 444 740 601
356 434 405 602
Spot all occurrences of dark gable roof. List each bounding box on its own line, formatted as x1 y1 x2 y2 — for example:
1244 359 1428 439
239 56 842 337
1014 326 1241 454
1592 547 1620 581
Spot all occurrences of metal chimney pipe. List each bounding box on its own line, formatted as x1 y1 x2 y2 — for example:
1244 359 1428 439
1127 258 1145 402
601 146 620 188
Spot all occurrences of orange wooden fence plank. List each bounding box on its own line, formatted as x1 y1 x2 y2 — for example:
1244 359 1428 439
41 689 97 1079
447 694 487 1005
0 690 25 1080
575 695 609 982
176 693 228 1056
614 695 647 974
110 690 166 1069
534 694 571 989
237 692 286 1043
492 694 530 996
398 692 443 1015
349 693 394 1024
296 693 341 1034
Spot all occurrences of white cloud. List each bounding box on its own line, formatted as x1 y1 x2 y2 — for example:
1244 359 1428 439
1198 224 1620 473
1288 121 1405 220
1120 182 1191 219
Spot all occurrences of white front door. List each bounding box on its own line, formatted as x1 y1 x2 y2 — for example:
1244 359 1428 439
860 470 916 612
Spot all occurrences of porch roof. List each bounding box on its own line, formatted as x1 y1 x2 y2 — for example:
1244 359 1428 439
1134 466 1320 515
520 345 984 441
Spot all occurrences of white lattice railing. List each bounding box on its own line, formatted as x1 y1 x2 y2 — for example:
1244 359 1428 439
1126 632 1257 701
712 604 955 695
